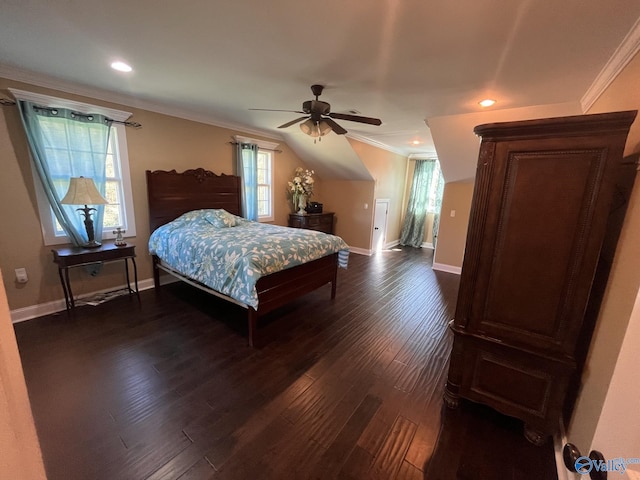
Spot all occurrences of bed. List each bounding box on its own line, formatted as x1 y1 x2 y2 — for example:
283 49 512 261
146 168 349 346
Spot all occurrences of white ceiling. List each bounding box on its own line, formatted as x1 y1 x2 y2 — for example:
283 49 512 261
1 0 639 181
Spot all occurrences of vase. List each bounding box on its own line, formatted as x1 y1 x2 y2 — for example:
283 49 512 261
297 194 307 215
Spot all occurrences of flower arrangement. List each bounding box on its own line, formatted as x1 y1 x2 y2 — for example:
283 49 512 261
288 167 314 213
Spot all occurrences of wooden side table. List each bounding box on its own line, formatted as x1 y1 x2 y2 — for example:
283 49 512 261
288 212 334 234
52 242 139 312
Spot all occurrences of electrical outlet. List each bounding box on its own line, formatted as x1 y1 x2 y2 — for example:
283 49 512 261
15 268 28 284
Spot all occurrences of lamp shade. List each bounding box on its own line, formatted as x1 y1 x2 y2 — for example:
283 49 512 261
299 119 315 136
60 177 108 205
317 120 332 136
300 119 332 138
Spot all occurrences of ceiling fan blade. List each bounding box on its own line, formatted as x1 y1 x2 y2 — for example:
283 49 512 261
328 112 382 126
323 117 348 135
250 108 306 114
278 116 309 129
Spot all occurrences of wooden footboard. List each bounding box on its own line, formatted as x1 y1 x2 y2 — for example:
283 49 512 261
255 253 338 314
249 252 338 346
153 253 339 346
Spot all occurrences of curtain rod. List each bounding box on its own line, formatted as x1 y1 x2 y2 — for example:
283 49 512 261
228 141 282 153
0 97 142 128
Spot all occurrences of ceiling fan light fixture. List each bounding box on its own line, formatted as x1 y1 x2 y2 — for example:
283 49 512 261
300 119 332 138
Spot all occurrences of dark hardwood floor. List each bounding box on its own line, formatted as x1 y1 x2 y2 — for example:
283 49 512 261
14 247 558 479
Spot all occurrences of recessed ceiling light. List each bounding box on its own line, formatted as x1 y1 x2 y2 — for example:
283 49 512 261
412 140 421 145
111 61 132 73
479 98 496 108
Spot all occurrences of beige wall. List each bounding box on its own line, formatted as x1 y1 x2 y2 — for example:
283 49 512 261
0 76 309 310
0 270 47 479
348 139 408 246
432 181 474 269
567 51 640 453
320 180 375 250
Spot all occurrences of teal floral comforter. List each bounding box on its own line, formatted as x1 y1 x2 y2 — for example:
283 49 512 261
148 209 349 308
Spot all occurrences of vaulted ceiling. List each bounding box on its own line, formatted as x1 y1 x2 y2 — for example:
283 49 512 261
1 0 639 181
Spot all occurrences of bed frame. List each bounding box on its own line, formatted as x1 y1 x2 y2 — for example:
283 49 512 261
146 168 339 346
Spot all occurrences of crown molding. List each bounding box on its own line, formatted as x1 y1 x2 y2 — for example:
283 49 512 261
346 132 408 157
581 17 640 112
0 63 284 141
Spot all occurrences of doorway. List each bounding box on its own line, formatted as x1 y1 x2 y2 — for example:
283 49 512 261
373 199 389 252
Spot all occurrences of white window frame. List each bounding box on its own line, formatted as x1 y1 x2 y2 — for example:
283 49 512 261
234 135 278 223
9 88 137 245
256 149 274 222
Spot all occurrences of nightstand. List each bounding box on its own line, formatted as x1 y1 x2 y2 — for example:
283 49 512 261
288 212 334 234
52 242 139 312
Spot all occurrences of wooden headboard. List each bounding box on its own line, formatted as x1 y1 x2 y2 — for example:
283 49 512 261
146 168 242 232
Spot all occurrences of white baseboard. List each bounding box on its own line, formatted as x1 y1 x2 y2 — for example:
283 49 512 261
385 239 400 249
9 276 178 324
421 242 434 249
349 247 373 256
432 262 462 275
10 298 68 324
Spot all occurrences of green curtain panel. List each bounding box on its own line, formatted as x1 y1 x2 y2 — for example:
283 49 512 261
17 101 112 246
400 159 443 248
236 142 259 221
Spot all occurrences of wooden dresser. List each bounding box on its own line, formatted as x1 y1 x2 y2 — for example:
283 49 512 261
288 212 334 234
443 111 637 445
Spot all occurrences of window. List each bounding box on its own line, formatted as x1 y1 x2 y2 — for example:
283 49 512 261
103 129 127 232
234 135 278 223
10 88 137 245
426 160 444 214
257 149 273 221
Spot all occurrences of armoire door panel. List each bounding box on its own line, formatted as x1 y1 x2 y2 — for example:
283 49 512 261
468 148 612 352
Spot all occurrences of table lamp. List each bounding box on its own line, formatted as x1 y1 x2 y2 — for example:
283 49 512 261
61 176 108 248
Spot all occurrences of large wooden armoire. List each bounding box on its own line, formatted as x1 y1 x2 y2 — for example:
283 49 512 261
444 111 637 445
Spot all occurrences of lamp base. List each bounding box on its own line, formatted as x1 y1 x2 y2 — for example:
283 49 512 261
82 240 102 249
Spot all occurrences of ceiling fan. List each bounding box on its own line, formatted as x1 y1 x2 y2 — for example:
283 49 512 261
250 84 382 139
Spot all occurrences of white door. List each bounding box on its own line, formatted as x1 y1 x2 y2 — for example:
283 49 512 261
373 199 389 251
